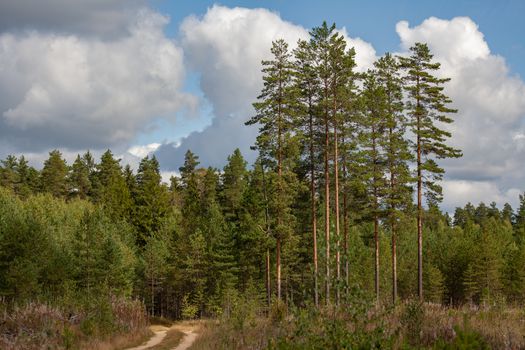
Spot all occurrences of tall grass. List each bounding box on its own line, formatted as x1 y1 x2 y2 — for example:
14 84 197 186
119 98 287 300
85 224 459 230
190 296 525 350
0 296 148 350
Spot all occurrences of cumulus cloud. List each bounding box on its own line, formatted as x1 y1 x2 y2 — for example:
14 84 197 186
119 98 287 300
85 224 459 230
155 5 377 170
155 6 309 169
442 180 521 211
0 0 147 38
0 8 195 152
127 143 161 158
396 17 525 211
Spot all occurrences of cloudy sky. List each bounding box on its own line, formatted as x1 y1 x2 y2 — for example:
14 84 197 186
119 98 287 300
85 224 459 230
0 0 524 212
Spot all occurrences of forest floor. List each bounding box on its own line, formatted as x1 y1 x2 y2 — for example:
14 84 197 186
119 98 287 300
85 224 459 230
125 322 200 350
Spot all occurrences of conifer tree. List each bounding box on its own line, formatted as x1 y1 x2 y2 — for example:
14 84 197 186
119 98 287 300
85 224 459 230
247 39 298 300
69 155 91 199
294 38 321 306
400 43 461 300
328 29 356 304
134 156 170 244
40 150 68 197
15 156 39 198
93 150 132 221
359 71 388 302
0 155 19 191
309 21 335 305
375 53 413 303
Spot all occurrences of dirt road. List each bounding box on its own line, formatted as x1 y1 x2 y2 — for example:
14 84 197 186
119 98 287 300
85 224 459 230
125 323 198 350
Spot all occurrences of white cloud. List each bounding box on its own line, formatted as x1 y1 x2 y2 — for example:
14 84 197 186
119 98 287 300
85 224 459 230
442 180 521 211
337 27 377 72
127 143 161 159
0 8 196 151
156 5 377 170
396 16 525 211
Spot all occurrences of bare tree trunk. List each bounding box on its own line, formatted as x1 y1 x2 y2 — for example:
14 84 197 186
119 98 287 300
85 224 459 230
333 97 341 306
261 163 272 306
324 89 331 306
309 105 319 307
372 124 380 304
374 215 380 303
342 135 349 289
417 86 423 302
391 221 397 304
277 78 283 301
417 129 423 301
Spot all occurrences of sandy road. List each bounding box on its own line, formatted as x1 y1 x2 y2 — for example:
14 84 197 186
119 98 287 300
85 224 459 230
125 323 198 350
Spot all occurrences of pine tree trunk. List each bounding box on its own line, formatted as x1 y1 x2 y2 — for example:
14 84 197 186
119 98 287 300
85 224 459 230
389 126 397 304
372 124 380 303
374 214 380 303
261 163 272 306
309 106 319 307
324 87 331 305
266 248 271 306
417 100 423 302
391 221 397 304
342 136 349 288
333 95 341 306
277 79 283 301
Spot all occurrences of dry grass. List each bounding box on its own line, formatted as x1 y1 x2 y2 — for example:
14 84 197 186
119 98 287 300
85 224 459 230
83 327 152 350
186 303 525 350
417 304 525 349
0 297 149 350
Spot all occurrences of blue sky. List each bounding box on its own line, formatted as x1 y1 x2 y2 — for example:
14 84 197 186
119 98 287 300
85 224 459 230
153 0 525 77
0 0 524 212
134 0 525 151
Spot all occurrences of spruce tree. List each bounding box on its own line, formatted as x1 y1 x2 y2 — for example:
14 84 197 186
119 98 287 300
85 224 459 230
69 155 91 199
400 43 461 300
40 150 68 197
134 156 170 244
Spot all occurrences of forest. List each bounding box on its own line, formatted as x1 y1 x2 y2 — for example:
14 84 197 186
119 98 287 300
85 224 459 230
1 22 525 349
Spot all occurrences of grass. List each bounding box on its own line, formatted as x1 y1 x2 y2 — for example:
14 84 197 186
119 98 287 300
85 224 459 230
84 327 153 350
185 302 525 350
148 328 185 350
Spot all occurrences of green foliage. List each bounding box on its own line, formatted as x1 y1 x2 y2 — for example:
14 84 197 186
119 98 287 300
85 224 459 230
433 327 489 350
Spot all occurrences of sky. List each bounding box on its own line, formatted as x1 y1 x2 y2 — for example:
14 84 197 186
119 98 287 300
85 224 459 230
0 0 524 213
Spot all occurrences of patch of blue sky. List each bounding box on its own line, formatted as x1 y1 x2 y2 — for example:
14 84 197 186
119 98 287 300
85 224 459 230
151 0 524 78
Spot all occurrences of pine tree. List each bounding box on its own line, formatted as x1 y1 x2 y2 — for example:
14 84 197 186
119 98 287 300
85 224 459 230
294 38 321 306
375 53 413 304
309 21 335 305
328 29 356 304
400 43 461 300
359 71 388 302
247 39 298 300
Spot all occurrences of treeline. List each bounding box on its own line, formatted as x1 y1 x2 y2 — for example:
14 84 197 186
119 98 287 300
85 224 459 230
1 145 525 319
1 21 525 327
